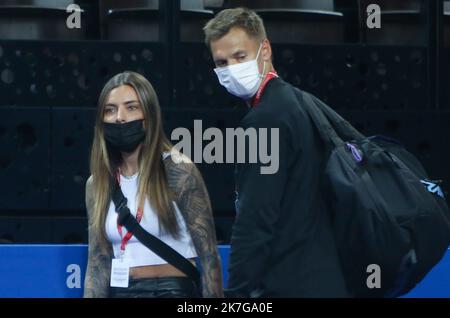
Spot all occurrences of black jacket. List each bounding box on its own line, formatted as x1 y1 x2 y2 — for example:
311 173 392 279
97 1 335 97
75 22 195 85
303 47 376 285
227 77 349 297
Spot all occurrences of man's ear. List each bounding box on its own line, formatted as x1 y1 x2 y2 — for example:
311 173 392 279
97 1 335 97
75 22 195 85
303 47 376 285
262 39 272 62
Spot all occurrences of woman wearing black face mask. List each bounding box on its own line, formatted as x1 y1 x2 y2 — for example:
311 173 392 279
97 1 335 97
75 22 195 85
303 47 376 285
83 71 223 298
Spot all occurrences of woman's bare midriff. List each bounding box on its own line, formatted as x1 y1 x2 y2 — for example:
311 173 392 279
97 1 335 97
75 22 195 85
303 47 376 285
129 258 196 279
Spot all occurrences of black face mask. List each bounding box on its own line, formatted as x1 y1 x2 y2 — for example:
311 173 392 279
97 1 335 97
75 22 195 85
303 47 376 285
103 119 145 153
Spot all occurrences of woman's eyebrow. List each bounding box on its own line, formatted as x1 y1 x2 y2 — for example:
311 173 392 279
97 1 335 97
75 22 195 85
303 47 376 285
104 100 139 107
124 100 140 105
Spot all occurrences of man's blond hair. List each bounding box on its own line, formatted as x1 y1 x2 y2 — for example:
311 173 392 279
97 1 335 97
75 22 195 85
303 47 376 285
203 7 267 46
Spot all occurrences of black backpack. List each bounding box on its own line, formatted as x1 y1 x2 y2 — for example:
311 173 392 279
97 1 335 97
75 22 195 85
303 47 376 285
298 89 450 297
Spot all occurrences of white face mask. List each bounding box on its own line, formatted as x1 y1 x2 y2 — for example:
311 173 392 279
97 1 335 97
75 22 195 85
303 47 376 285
214 43 266 100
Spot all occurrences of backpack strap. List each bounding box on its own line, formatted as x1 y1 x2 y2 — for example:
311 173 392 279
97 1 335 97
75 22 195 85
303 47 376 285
296 89 344 148
303 91 366 142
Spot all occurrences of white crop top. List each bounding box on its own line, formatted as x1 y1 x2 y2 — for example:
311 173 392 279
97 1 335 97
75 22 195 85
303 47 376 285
105 155 198 267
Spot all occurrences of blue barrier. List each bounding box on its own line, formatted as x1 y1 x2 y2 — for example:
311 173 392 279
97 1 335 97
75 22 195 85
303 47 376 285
0 245 448 298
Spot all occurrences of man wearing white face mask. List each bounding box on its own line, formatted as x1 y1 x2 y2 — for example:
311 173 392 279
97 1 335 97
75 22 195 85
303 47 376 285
213 42 268 101
204 8 349 298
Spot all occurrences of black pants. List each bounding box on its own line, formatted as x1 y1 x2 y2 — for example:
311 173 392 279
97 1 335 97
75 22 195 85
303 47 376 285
110 276 201 298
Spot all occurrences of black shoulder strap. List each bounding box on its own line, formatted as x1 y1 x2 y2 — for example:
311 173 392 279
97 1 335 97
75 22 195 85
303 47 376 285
111 182 201 288
296 88 344 148
300 90 365 142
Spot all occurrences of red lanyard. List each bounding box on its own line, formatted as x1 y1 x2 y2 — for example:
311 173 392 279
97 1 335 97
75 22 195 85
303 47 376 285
115 169 144 253
252 71 279 108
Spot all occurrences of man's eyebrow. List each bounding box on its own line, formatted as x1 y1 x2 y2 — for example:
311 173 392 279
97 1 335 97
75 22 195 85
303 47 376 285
214 50 246 65
232 50 246 57
214 58 226 64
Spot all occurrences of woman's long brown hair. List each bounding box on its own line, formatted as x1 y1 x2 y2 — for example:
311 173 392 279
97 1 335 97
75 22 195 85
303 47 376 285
89 71 178 250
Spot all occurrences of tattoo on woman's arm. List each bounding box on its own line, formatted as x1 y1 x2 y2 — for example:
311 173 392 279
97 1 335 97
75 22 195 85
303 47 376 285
165 160 224 298
83 178 112 298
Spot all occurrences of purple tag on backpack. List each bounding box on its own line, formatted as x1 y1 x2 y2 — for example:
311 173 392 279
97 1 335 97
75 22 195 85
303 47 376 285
346 143 363 163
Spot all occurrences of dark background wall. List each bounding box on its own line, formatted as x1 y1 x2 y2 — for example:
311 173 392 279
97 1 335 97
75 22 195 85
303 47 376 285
0 0 449 244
